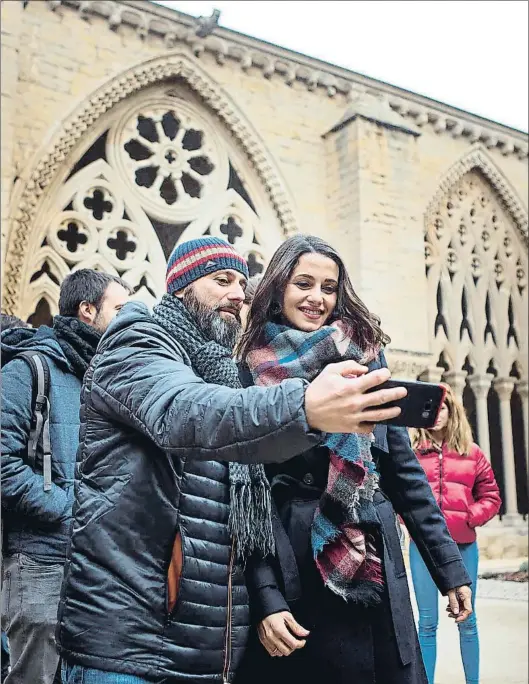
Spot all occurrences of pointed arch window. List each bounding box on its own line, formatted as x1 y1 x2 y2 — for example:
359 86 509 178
425 168 527 378
21 84 283 321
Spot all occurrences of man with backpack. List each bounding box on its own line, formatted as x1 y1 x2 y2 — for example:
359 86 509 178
1 313 32 684
1 270 130 684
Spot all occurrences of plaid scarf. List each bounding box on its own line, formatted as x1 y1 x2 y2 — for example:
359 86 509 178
152 294 274 563
246 321 384 605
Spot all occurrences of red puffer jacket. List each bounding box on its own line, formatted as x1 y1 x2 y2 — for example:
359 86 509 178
414 441 502 544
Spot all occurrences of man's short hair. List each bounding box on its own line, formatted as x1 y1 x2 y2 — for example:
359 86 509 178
1 313 31 331
58 269 132 317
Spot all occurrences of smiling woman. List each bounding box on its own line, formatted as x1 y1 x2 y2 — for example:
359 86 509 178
236 234 473 684
282 253 339 332
238 234 389 359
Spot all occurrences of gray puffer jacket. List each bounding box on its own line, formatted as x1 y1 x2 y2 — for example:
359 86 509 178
56 302 321 682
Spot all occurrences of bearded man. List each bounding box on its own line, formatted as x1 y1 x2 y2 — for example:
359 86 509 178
57 237 406 684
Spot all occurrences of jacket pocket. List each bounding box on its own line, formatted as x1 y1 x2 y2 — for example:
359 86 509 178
166 530 184 615
19 553 63 573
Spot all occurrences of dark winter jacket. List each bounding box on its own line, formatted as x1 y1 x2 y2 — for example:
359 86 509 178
415 441 501 543
56 302 322 683
241 352 472 670
1 326 80 561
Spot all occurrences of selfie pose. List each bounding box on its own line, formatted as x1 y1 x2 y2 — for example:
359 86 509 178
410 385 501 684
236 235 473 684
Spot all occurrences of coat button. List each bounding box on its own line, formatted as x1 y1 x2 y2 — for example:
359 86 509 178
303 473 315 485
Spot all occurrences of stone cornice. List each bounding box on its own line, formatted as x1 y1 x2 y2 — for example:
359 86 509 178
383 349 434 380
36 0 529 159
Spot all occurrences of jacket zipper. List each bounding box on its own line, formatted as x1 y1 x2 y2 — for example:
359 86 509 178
438 450 443 512
222 540 235 684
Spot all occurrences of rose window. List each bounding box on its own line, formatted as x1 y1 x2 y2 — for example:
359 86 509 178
107 97 229 223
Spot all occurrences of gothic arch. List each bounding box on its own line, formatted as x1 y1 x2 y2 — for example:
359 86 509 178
3 51 298 315
425 165 527 377
425 145 528 246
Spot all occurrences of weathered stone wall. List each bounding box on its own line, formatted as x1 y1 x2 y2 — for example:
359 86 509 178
1 0 528 553
2 1 526 359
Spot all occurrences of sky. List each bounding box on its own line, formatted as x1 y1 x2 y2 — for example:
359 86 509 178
152 0 528 133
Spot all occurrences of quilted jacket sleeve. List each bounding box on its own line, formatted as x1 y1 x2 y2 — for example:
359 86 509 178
90 325 321 464
467 446 502 528
1 359 70 523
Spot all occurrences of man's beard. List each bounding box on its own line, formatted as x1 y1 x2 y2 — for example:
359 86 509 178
182 288 242 350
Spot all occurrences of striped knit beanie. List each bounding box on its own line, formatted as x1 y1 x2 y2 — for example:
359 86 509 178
166 237 249 295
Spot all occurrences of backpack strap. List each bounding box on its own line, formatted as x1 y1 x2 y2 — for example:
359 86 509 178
14 351 52 492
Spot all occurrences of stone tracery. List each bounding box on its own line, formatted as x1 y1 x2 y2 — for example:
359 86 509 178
2 52 297 316
14 78 289 321
424 167 528 521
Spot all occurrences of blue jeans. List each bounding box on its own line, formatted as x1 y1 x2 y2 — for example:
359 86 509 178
1 554 64 684
61 663 153 684
1 632 10 683
409 540 479 684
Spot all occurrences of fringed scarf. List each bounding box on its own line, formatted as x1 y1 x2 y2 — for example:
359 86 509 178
246 320 385 605
152 294 274 563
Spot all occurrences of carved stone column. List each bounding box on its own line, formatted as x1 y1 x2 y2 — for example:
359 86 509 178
443 370 467 401
467 374 494 460
494 378 518 522
516 380 528 476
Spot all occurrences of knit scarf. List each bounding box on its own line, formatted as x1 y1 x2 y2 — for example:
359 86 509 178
152 294 274 563
246 321 384 605
52 316 102 379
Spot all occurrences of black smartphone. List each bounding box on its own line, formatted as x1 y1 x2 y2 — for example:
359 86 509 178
365 379 447 428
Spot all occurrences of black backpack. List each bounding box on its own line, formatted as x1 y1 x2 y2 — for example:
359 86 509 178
6 351 52 491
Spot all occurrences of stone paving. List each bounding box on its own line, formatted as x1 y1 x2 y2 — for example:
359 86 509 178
407 574 528 684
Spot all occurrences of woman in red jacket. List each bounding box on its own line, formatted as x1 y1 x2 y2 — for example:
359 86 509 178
410 383 501 684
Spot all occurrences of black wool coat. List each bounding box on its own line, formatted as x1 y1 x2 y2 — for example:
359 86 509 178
237 352 471 684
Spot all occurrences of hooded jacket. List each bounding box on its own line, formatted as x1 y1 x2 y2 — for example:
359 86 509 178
56 302 321 682
1 326 81 561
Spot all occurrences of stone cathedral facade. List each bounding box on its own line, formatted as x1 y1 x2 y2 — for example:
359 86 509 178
2 0 528 556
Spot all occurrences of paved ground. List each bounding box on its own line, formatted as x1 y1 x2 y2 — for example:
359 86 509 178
407 573 528 684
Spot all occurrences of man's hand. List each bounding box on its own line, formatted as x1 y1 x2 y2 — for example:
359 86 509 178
305 361 407 434
446 585 473 623
257 611 310 657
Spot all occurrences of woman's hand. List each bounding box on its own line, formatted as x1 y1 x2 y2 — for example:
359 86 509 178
257 611 310 657
446 585 473 623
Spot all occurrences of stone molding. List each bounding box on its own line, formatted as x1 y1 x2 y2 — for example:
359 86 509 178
2 50 299 314
384 349 433 380
425 145 529 245
38 0 528 159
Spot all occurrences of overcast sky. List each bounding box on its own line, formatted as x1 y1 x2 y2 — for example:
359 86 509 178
153 0 528 133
